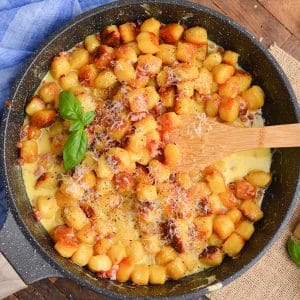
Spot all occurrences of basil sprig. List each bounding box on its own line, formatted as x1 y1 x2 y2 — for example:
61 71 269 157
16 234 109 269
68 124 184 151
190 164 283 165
287 236 300 267
58 91 95 170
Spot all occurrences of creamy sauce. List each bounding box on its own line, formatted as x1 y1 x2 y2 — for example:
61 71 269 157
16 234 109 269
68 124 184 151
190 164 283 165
219 149 271 184
22 66 271 272
22 119 271 238
21 34 272 282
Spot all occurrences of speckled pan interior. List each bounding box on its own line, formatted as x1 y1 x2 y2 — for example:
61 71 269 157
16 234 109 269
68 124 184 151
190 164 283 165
0 0 300 299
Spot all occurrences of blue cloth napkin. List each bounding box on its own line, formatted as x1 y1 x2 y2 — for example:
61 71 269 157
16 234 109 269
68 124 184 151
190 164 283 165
0 0 114 228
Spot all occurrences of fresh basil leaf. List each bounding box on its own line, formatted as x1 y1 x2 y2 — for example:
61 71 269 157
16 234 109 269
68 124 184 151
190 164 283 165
81 111 95 126
287 236 300 267
70 119 84 131
59 91 83 120
63 129 88 170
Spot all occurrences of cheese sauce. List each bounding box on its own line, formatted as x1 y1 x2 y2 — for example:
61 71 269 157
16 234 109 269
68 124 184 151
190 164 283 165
22 97 271 266
20 29 272 283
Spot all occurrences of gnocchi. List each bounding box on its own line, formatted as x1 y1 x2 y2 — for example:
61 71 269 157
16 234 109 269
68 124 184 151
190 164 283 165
21 18 271 286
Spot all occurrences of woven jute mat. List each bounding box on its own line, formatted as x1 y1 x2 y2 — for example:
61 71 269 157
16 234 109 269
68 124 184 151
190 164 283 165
209 45 300 300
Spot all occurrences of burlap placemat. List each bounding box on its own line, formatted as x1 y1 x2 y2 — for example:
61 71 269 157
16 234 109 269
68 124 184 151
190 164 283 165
209 45 300 300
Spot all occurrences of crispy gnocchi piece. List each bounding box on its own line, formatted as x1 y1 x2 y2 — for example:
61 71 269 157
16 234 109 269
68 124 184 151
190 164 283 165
160 23 184 43
137 32 159 54
88 255 112 272
20 140 38 163
235 220 255 240
137 54 162 76
239 199 264 222
164 143 181 167
59 71 79 90
156 44 177 65
119 22 137 43
63 206 88 230
84 34 101 53
149 265 167 285
38 82 61 104
246 170 271 187
176 42 197 63
91 45 115 69
69 48 89 69
203 52 222 71
223 232 245 257
51 54 71 79
166 257 186 280
22 19 271 285
213 215 235 240
131 264 150 285
219 97 239 123
115 44 138 63
101 25 121 47
140 17 161 36
235 179 256 200
36 196 58 219
242 85 265 110
71 243 93 266
199 246 224 266
25 96 46 116
114 58 136 82
55 238 79 258
117 257 135 282
31 109 57 128
222 50 239 66
184 26 207 45
78 64 98 87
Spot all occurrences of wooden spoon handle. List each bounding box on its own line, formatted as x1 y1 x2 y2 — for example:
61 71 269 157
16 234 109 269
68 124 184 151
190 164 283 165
242 123 300 150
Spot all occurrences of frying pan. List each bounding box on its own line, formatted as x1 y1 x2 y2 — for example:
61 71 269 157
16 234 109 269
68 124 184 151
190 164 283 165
0 0 299 299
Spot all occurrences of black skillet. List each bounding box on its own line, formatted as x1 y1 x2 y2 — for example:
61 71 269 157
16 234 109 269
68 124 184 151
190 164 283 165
0 0 299 299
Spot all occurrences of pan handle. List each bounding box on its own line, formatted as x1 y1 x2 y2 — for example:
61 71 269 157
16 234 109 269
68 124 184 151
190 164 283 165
0 210 62 289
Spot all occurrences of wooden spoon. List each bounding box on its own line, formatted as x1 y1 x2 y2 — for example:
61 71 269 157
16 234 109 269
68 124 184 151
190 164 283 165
168 115 300 172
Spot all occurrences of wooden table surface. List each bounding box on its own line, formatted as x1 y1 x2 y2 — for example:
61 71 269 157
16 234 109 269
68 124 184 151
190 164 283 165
4 0 300 299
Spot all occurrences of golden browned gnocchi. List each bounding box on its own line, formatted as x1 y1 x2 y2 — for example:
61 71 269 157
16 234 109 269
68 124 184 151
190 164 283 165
20 18 271 285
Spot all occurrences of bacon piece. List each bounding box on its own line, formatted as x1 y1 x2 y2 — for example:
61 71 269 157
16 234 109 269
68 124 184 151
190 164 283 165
199 245 222 259
97 264 119 280
146 139 161 158
114 172 135 192
163 218 190 253
101 26 120 47
20 124 29 139
52 225 77 242
80 202 96 219
34 165 46 177
91 45 115 69
33 209 42 221
129 111 147 122
197 197 212 216
235 179 256 200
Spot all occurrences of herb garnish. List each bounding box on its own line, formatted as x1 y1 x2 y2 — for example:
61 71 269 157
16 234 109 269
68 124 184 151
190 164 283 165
59 91 95 170
287 236 300 267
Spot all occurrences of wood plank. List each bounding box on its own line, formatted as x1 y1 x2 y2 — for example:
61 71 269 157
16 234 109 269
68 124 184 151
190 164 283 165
53 278 108 300
4 295 19 300
13 286 46 300
211 0 291 46
281 35 300 61
259 0 300 40
31 279 68 300
193 0 223 13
